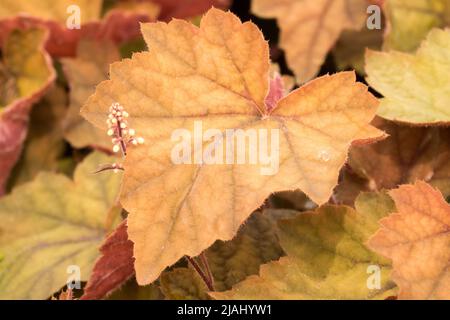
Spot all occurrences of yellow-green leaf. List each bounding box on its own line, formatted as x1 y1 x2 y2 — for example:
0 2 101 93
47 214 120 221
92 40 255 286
366 28 450 124
206 211 285 291
0 152 122 299
211 196 396 300
384 0 450 52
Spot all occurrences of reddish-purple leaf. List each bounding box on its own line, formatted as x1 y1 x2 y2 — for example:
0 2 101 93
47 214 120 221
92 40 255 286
81 220 135 300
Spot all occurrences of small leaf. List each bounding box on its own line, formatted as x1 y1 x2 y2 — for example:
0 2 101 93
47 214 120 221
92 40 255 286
366 28 450 124
211 199 396 300
0 152 122 299
368 181 450 300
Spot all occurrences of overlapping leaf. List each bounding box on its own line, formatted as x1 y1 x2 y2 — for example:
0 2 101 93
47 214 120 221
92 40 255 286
251 0 367 83
211 195 397 300
81 8 384 285
368 181 450 299
0 152 122 299
0 28 55 195
366 28 450 124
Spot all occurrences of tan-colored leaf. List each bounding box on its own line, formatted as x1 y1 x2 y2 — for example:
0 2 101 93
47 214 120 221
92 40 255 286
252 0 367 83
62 39 120 150
0 28 55 195
368 181 450 299
0 152 122 300
81 8 384 285
212 199 396 300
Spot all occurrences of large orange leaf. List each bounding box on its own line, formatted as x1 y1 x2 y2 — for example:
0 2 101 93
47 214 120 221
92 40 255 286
81 8 384 284
251 0 367 83
368 181 450 299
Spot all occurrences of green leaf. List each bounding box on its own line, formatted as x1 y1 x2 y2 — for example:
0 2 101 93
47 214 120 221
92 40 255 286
161 268 209 300
107 279 163 300
0 152 122 299
211 196 397 300
161 211 286 299
366 28 450 124
206 211 285 291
